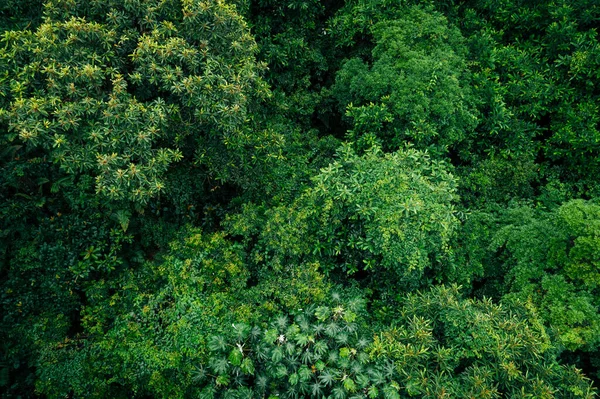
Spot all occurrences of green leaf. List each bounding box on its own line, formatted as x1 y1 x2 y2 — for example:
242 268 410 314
240 358 254 375
367 386 379 398
111 210 131 232
274 364 288 378
271 347 283 363
199 386 216 399
340 347 351 358
343 377 357 393
208 336 227 352
264 329 278 343
332 386 347 399
228 348 243 367
298 365 312 382
210 358 229 375
342 311 357 323
383 385 401 399
315 306 331 321
215 375 230 387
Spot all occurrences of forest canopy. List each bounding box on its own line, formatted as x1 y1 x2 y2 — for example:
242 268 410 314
1 0 600 397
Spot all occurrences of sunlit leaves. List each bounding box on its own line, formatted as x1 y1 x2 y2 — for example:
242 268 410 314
200 287 596 398
247 144 459 290
487 199 600 350
0 0 268 204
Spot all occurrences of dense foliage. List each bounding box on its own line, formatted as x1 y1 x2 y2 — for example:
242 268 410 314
1 0 599 397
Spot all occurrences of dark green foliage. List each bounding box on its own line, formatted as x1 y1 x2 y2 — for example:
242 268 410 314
2 0 600 396
200 294 369 398
450 0 600 197
457 199 600 360
0 0 271 204
200 287 596 398
28 227 331 397
32 228 250 398
486 200 600 351
1 186 133 397
0 1 273 394
333 6 478 154
228 144 460 291
0 0 43 32
375 285 596 398
456 154 539 207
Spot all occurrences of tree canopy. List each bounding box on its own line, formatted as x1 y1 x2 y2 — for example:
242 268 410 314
1 0 599 397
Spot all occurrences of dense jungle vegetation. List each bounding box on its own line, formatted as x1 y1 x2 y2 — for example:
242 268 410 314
1 0 600 397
